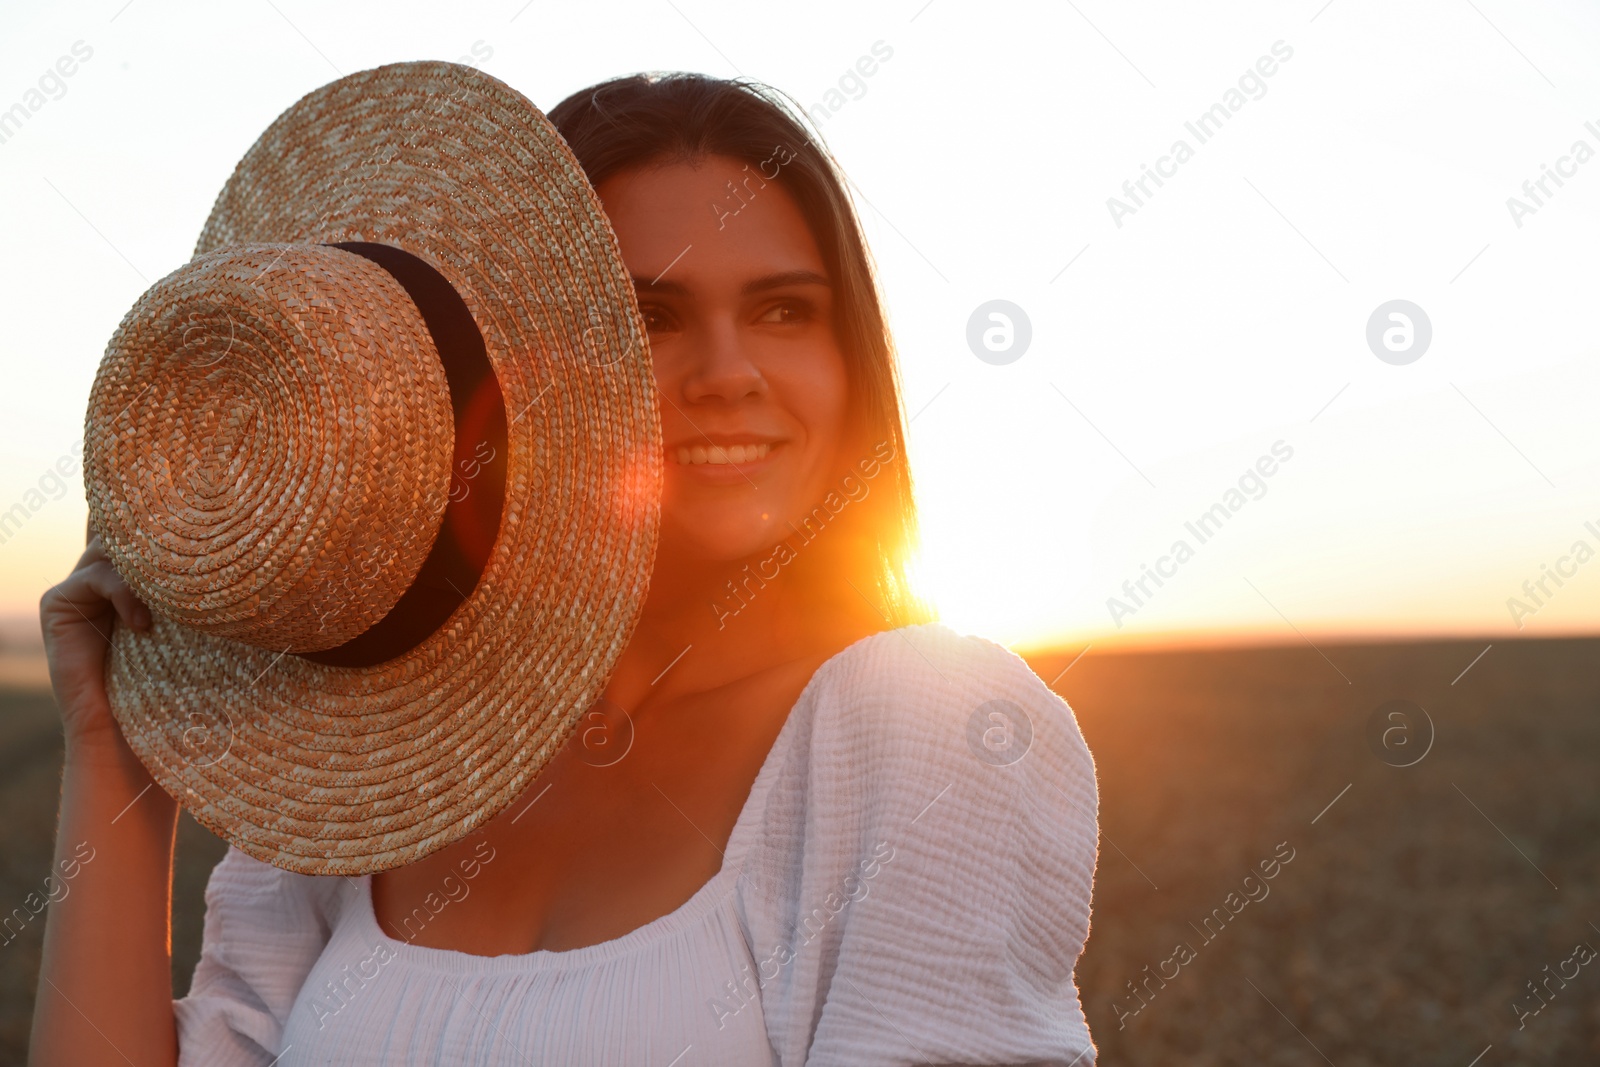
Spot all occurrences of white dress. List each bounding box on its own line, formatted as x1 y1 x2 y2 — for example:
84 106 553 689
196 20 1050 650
173 622 1101 1065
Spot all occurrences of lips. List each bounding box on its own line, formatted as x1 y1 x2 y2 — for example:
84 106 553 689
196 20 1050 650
665 437 784 482
673 441 773 465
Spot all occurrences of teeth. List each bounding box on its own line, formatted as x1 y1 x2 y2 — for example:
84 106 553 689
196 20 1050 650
674 442 773 465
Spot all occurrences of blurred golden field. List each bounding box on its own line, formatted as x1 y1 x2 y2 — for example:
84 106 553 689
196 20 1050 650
1042 635 1600 1065
2 635 1597 1063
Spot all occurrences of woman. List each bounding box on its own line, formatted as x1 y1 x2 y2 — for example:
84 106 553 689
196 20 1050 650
32 73 1099 1065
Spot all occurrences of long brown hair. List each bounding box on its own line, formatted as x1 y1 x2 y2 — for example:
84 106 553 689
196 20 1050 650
549 72 932 630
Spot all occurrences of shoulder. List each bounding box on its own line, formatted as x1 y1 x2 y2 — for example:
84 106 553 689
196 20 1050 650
800 622 1097 798
188 844 353 966
202 843 350 926
770 621 1099 897
175 847 351 1062
745 624 1102 1064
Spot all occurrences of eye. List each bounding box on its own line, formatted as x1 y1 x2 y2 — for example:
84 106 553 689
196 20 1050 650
757 299 815 325
639 304 678 333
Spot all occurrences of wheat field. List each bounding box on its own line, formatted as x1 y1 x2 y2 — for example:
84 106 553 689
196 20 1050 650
1 636 1596 1063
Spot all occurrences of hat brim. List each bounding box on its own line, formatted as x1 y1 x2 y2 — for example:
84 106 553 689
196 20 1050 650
101 61 659 876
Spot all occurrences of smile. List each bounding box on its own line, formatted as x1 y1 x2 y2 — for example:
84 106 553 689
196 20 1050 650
673 442 774 465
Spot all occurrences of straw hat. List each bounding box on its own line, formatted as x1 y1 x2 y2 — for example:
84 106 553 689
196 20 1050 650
81 61 659 876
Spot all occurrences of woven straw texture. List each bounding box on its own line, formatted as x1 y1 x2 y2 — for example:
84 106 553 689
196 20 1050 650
82 61 660 875
87 244 456 652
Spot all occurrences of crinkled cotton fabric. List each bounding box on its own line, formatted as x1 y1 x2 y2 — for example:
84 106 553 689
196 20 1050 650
173 622 1101 1065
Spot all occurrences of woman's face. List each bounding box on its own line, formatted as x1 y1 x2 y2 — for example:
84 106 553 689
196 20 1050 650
595 155 851 567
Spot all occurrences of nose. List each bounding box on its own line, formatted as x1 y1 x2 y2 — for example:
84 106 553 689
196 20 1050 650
679 319 766 405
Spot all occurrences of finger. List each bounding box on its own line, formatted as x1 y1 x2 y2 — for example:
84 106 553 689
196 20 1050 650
81 559 151 632
41 570 115 642
98 564 151 632
71 534 109 573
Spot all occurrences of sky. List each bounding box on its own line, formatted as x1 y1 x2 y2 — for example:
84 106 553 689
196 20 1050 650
2 0 1598 653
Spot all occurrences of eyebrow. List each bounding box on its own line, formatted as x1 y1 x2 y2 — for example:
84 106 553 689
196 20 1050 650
630 268 831 297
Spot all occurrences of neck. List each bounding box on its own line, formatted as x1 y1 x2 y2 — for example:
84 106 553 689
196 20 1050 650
603 541 882 711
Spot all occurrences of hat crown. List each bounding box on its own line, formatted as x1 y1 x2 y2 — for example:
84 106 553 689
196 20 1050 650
85 244 456 652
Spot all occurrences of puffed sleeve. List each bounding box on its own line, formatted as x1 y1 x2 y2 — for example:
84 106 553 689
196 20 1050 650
738 624 1100 1066
172 844 343 1066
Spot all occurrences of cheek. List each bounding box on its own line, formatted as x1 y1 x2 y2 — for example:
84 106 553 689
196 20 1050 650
782 351 851 460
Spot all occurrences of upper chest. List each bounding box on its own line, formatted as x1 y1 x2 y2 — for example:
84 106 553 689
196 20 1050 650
285 869 779 1065
370 652 827 956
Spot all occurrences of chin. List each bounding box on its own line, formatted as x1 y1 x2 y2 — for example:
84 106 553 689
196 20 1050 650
659 510 787 566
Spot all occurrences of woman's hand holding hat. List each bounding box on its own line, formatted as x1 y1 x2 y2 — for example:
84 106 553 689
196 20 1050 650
40 524 152 759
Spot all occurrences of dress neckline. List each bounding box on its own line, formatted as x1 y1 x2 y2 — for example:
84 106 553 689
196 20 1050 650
352 623 942 972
